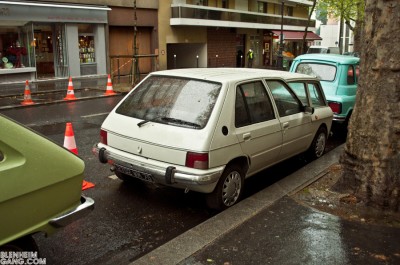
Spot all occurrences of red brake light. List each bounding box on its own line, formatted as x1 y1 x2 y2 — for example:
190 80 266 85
186 152 209 169
100 129 108 145
328 102 342 114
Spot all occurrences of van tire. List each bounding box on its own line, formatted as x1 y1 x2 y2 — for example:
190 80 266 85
306 127 327 160
206 164 244 211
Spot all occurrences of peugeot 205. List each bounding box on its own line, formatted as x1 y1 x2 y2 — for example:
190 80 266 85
93 68 333 210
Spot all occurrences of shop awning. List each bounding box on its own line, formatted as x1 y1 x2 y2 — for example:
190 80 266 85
0 1 111 24
272 30 322 41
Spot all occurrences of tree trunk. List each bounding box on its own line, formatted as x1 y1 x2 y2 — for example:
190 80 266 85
352 1 365 53
334 0 400 212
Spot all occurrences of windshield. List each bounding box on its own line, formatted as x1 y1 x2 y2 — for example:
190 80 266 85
116 76 222 129
295 63 337 82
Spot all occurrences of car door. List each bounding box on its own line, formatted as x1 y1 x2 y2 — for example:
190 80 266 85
234 80 283 175
266 80 313 160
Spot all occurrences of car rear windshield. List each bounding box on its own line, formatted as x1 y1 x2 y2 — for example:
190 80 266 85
295 63 337 82
116 75 222 129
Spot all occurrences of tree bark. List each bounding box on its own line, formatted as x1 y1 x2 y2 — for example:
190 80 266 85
334 0 400 212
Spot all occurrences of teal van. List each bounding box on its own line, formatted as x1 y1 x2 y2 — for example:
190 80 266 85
290 54 360 127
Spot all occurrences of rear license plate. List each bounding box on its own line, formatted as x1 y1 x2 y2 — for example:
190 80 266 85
114 164 154 183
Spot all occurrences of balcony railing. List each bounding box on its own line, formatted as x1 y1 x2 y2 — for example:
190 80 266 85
171 4 316 29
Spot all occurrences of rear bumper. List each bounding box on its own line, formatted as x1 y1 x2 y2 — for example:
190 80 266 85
49 196 94 228
92 144 223 193
332 114 347 123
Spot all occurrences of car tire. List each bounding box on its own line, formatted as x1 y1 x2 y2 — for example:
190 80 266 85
306 127 327 160
206 164 244 211
0 235 39 252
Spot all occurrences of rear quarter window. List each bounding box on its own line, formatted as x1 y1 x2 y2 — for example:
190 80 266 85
295 63 337 82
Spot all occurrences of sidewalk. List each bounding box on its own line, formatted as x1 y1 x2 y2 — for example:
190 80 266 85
0 76 129 110
131 145 400 265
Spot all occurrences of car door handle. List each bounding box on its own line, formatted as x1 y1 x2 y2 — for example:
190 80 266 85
243 133 251 141
283 122 289 129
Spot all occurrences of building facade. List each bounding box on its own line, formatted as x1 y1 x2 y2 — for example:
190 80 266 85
0 0 320 84
0 0 158 84
158 0 320 70
0 1 110 82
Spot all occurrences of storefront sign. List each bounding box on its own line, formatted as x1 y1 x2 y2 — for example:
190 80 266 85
0 2 109 24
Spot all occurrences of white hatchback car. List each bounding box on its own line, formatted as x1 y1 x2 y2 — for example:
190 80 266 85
93 68 332 210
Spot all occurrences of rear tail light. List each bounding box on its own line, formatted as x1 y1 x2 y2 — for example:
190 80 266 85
186 152 209 169
100 129 108 145
328 102 342 114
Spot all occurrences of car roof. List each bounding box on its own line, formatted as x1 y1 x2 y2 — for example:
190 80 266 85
149 68 317 83
294 54 360 64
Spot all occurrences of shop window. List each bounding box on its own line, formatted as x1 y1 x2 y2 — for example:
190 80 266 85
78 24 95 64
0 26 33 69
79 35 95 64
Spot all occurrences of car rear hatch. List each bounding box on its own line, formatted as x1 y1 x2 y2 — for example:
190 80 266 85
100 74 224 167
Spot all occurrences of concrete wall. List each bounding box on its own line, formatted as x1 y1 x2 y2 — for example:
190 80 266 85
66 24 80 77
95 25 107 75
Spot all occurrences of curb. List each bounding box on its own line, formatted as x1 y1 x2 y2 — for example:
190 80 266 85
130 145 345 265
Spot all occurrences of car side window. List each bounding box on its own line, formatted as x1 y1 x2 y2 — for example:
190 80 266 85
267 81 302 117
288 82 308 106
235 81 275 128
307 82 326 107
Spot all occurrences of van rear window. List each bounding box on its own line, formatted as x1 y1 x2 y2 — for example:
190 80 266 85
295 63 337 82
116 76 222 129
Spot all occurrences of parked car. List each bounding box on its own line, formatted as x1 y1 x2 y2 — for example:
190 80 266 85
93 68 332 210
290 54 360 127
307 46 340 54
0 114 94 251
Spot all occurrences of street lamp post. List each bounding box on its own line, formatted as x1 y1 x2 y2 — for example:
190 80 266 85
277 1 285 69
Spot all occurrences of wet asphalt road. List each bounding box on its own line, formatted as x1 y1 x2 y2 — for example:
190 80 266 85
0 97 345 264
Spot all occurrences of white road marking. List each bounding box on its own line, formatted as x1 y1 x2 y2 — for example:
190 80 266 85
81 112 109 118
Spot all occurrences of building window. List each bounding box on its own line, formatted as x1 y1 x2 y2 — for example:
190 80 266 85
0 25 33 69
286 6 293 16
273 4 294 16
78 24 95 64
222 0 228 8
258 2 267 13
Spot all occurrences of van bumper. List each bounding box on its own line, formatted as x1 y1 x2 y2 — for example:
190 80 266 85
92 144 223 193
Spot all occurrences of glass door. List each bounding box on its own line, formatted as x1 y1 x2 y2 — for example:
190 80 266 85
33 24 55 79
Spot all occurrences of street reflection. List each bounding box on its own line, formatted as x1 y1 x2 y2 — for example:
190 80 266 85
301 211 349 264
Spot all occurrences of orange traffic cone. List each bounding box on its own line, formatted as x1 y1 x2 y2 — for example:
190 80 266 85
82 180 95 191
64 77 77 100
63 122 78 155
63 122 95 190
104 74 116 95
21 80 35 105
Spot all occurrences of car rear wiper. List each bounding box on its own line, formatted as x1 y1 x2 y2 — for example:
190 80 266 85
161 117 201 128
137 119 150 127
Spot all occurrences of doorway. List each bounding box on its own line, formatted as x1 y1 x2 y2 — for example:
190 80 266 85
34 24 55 79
